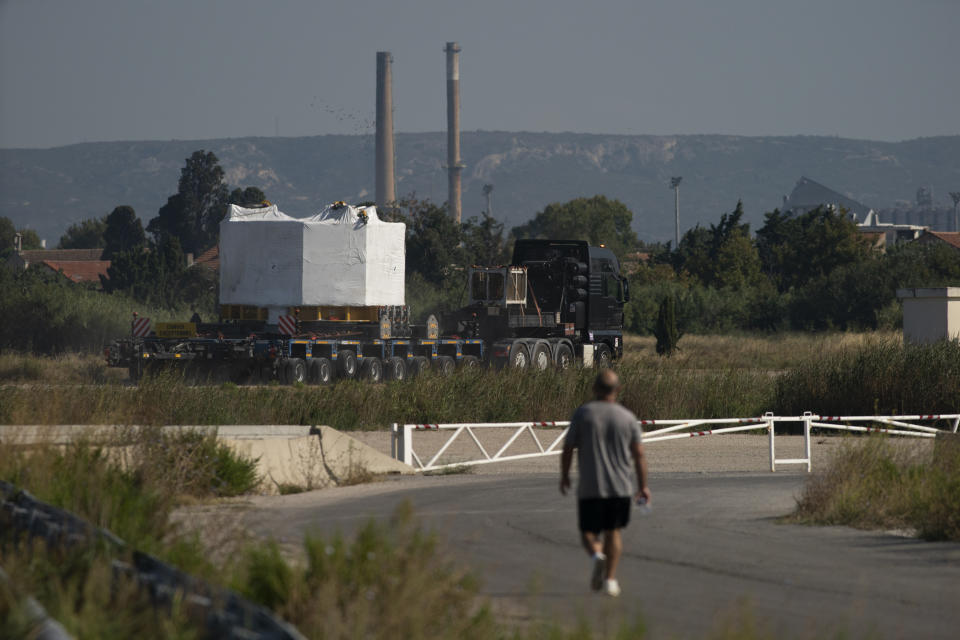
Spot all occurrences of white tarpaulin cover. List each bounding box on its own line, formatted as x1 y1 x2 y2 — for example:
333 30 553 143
219 203 406 307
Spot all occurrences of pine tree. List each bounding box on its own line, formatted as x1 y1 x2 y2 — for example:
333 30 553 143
654 295 681 356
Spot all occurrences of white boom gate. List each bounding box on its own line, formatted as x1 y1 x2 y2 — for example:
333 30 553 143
392 413 960 473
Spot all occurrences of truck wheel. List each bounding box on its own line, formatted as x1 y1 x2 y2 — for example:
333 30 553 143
507 342 529 369
275 358 290 384
308 358 333 385
555 344 574 370
435 356 456 376
458 355 480 369
286 358 307 384
337 350 358 379
385 356 406 381
408 356 430 378
360 357 383 382
531 343 551 371
595 344 613 369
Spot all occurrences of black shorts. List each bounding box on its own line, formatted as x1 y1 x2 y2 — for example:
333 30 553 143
578 497 632 533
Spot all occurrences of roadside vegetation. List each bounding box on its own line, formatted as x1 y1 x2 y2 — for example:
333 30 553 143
2 430 863 640
3 337 960 427
791 435 960 541
1 427 827 639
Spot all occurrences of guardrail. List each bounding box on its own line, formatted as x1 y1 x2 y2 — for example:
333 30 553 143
0 480 306 640
392 413 960 473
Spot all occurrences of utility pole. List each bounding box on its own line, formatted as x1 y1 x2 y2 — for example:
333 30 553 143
670 176 683 248
951 192 960 232
482 183 494 218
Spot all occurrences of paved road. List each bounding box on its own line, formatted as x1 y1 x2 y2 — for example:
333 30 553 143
240 471 960 639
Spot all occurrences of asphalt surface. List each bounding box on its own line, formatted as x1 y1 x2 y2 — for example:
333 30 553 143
239 471 960 639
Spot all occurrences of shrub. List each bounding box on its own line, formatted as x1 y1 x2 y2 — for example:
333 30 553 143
231 502 497 640
792 435 960 541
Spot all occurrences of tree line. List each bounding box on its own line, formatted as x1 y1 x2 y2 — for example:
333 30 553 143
6 147 960 355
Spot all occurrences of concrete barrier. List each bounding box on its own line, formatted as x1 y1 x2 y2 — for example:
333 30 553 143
0 424 414 493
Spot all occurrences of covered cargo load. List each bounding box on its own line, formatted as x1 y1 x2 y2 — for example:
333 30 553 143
219 202 405 308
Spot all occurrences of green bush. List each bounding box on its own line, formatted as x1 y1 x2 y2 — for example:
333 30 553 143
232 502 496 640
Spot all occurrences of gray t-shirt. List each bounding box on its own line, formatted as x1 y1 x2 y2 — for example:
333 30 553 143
565 401 642 499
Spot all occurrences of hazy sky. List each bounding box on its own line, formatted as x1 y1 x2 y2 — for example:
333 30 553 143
1 0 957 149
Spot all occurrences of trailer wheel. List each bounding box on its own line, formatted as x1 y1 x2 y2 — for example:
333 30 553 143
360 357 383 382
595 344 613 369
337 350 358 379
531 343 551 371
555 344 574 370
285 358 307 384
507 342 529 369
384 357 407 381
408 356 431 378
458 355 480 369
308 358 333 385
435 356 456 376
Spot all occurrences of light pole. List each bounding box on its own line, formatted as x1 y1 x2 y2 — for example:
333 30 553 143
670 177 683 248
483 183 494 218
951 192 960 232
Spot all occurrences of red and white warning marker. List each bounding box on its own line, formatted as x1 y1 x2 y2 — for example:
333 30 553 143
277 315 297 336
131 316 152 337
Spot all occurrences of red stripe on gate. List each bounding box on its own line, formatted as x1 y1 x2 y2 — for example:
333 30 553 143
278 315 297 335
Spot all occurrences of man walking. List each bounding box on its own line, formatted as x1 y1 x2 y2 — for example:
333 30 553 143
560 369 650 597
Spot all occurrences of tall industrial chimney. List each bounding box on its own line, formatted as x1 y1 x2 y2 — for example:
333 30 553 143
444 42 463 224
375 51 395 209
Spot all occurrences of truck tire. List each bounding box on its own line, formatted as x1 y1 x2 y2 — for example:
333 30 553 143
286 358 307 384
458 355 480 369
360 357 383 382
275 358 290 384
435 355 456 376
531 343 551 371
595 344 613 369
308 357 333 385
555 343 574 370
408 356 431 378
384 356 407 381
507 342 529 369
337 350 358 379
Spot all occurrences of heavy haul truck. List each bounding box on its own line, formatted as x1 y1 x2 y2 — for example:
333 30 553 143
107 204 627 384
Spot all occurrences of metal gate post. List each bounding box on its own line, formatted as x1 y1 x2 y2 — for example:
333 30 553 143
391 423 398 460
401 424 414 466
803 412 813 472
767 414 776 472
952 417 960 434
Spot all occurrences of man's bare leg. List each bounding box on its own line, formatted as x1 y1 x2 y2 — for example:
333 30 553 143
602 529 622 579
581 531 603 556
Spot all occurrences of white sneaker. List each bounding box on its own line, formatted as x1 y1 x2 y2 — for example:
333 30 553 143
590 553 606 591
604 579 621 597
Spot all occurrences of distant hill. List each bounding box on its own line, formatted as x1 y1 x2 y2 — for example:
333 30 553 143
2 132 958 246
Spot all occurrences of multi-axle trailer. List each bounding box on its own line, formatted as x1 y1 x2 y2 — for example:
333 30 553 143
107 239 628 384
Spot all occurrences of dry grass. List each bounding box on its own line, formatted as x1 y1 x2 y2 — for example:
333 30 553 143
791 435 960 541
624 332 900 371
0 352 125 385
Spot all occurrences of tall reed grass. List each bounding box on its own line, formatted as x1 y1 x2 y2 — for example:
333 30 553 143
0 362 776 427
775 339 960 415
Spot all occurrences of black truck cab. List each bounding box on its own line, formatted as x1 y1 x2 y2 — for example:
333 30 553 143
510 239 627 358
